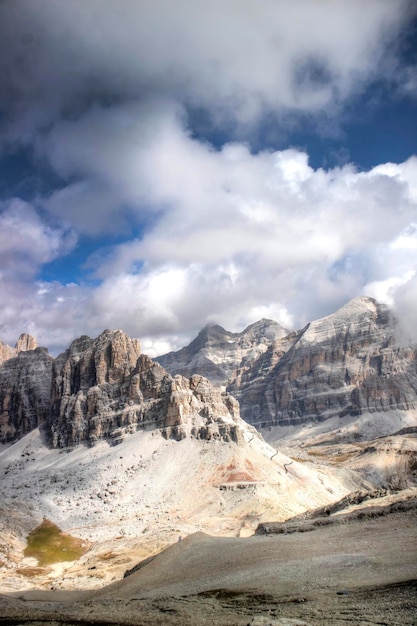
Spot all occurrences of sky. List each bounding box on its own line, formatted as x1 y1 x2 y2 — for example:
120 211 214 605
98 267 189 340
0 0 416 356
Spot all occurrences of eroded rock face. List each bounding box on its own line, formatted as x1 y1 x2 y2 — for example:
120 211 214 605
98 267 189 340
47 330 241 448
48 330 141 447
0 333 38 366
2 297 416 446
0 328 243 448
0 340 17 365
0 347 54 443
16 333 37 353
230 297 417 428
156 319 287 387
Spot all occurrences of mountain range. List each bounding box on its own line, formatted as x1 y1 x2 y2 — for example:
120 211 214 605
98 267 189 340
1 296 416 448
0 295 416 601
158 296 417 429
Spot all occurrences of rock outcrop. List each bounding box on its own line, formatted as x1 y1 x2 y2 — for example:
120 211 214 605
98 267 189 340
157 297 417 429
15 333 37 353
0 333 38 366
46 329 242 448
0 340 17 365
47 330 141 446
0 347 54 442
229 297 417 427
1 297 417 445
156 319 287 387
0 328 244 448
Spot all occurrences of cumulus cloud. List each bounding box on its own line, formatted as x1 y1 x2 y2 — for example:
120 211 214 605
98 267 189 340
391 272 417 342
364 220 417 341
54 129 414 350
0 199 76 277
1 148 417 354
0 1 416 354
0 0 414 143
0 200 78 350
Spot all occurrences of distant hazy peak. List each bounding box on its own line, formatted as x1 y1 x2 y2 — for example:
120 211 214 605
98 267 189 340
156 318 287 385
0 340 16 365
239 318 289 340
334 295 379 316
302 296 387 338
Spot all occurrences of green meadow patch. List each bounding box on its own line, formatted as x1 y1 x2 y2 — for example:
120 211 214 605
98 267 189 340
24 519 89 566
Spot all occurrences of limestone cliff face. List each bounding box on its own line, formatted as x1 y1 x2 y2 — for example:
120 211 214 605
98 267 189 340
2 297 416 445
15 333 37 353
47 330 242 448
48 330 141 447
0 333 38 366
0 340 16 366
0 347 54 443
156 319 287 387
0 328 243 448
230 297 417 427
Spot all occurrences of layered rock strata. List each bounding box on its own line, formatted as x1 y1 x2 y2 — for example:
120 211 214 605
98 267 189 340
156 319 287 387
0 333 38 366
1 297 416 444
0 344 53 442
229 297 417 427
0 329 244 447
157 297 417 428
47 329 241 447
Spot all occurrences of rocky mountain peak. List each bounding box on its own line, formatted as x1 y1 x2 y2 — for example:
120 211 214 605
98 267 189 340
15 333 37 353
186 324 232 352
0 346 54 442
55 329 142 392
0 333 38 366
1 297 416 447
41 328 242 448
242 317 287 339
230 297 416 428
156 318 287 386
297 297 389 347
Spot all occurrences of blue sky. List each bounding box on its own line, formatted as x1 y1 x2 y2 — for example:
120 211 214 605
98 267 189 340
0 0 416 355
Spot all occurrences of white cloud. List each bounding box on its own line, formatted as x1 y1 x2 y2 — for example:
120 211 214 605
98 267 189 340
390 271 417 342
0 199 76 276
0 200 79 350
4 112 417 354
364 222 417 341
0 1 416 355
2 112 417 355
0 0 414 143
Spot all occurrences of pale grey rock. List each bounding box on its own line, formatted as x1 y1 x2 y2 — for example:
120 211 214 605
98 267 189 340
47 330 242 448
48 329 142 447
2 297 416 446
156 319 287 386
0 340 17 365
0 347 54 443
15 333 37 353
0 333 38 365
230 297 417 428
0 327 244 448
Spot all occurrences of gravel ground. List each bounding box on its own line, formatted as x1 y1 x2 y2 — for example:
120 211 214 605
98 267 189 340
1 503 416 626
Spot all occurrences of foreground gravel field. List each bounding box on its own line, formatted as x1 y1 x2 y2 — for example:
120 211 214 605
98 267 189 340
1 500 416 626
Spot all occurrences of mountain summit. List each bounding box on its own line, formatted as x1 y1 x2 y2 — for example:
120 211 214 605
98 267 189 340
1 297 416 445
156 297 417 430
156 318 287 386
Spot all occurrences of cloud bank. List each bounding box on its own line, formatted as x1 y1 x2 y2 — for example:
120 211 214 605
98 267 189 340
0 1 416 353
